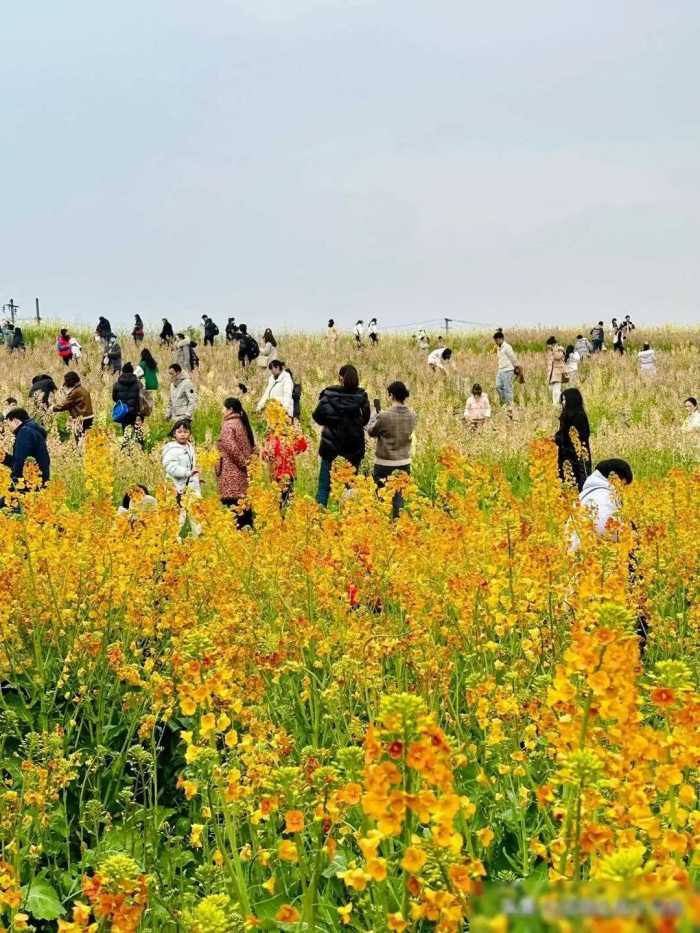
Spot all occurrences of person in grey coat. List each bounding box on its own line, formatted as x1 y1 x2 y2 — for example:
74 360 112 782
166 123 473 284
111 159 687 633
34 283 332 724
166 363 197 421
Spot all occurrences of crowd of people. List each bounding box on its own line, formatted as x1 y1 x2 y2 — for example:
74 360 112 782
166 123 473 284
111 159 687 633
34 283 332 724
0 315 697 549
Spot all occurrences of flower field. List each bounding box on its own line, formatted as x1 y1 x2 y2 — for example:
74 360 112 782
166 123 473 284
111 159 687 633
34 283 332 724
0 327 699 931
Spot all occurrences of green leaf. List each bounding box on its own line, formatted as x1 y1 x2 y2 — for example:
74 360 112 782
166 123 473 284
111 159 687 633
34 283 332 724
22 879 65 921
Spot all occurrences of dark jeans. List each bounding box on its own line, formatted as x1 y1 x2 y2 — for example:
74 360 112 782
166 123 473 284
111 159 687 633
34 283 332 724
591 338 603 353
316 459 333 507
316 458 362 507
221 497 253 529
204 336 214 347
373 463 410 518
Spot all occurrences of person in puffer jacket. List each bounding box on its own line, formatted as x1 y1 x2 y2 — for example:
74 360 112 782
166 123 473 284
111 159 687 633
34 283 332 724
111 363 141 427
162 420 201 499
578 458 632 535
312 363 370 507
2 408 51 490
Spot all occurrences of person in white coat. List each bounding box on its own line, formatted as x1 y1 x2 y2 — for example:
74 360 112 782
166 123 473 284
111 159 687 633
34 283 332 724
162 420 201 499
578 458 633 536
637 343 656 377
427 347 453 372
256 360 294 418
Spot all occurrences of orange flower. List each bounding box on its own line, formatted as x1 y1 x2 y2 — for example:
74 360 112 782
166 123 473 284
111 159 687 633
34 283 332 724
275 904 300 923
284 809 305 834
651 687 676 707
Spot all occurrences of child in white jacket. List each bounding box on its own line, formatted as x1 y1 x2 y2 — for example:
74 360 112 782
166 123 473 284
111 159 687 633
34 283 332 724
578 459 633 535
162 420 201 498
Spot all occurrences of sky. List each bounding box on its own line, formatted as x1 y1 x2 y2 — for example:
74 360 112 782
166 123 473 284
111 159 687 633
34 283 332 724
2 1 700 331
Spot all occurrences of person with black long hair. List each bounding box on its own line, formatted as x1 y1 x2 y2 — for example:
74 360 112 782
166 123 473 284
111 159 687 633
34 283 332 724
555 387 591 491
215 397 257 528
132 314 144 344
312 363 371 507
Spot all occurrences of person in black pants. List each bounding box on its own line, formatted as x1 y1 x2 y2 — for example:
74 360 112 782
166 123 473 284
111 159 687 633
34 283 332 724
112 363 142 428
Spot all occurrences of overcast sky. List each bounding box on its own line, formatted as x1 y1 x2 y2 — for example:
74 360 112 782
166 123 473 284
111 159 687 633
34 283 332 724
2 1 699 331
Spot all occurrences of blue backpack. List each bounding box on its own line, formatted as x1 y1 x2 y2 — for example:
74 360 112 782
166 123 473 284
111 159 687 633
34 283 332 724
112 400 130 424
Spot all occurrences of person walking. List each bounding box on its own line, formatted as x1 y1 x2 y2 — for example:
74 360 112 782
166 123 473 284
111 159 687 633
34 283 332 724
367 381 416 518
612 326 625 355
327 319 338 352
202 315 219 347
160 318 175 346
162 420 201 502
56 329 73 365
132 314 145 344
463 383 491 428
53 371 94 439
236 324 259 367
638 343 656 377
564 344 581 385
166 363 197 422
174 333 194 372
555 387 591 491
353 320 365 347
257 328 278 369
225 318 238 343
427 346 453 372
137 348 159 392
69 335 82 362
95 317 112 350
104 336 123 374
368 318 379 345
545 336 566 405
215 397 257 528
1 408 50 491
312 363 371 507
589 322 605 353
256 360 294 418
574 334 591 358
112 362 142 429
493 331 518 410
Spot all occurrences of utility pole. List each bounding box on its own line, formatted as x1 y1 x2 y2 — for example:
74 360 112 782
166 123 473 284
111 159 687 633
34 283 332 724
2 299 18 324
444 317 451 336
35 298 41 324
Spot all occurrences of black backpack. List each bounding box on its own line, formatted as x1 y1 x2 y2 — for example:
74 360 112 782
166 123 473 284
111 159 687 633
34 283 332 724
243 336 259 359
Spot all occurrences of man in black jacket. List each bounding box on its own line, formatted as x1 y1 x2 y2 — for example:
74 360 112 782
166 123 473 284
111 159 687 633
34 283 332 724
202 315 219 347
312 363 370 507
2 408 50 490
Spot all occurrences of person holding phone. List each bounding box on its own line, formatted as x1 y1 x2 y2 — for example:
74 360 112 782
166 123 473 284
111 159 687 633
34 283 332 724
367 381 417 518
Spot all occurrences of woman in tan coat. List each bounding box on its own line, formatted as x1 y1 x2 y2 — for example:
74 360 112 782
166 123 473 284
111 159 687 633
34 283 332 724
215 397 257 528
546 336 566 406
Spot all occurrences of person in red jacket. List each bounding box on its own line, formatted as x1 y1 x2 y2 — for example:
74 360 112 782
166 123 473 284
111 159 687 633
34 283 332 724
56 329 73 365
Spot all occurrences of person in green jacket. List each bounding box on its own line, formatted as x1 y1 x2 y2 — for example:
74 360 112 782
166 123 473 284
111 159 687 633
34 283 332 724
137 348 159 390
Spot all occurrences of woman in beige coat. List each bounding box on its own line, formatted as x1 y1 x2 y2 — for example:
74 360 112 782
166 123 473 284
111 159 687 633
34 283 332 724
546 336 566 405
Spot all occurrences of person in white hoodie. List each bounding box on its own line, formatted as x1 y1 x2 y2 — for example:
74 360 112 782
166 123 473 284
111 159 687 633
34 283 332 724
578 458 633 536
256 360 294 418
162 419 202 500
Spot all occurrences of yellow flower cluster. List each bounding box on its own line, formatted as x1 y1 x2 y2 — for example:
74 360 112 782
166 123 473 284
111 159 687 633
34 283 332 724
0 432 698 930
